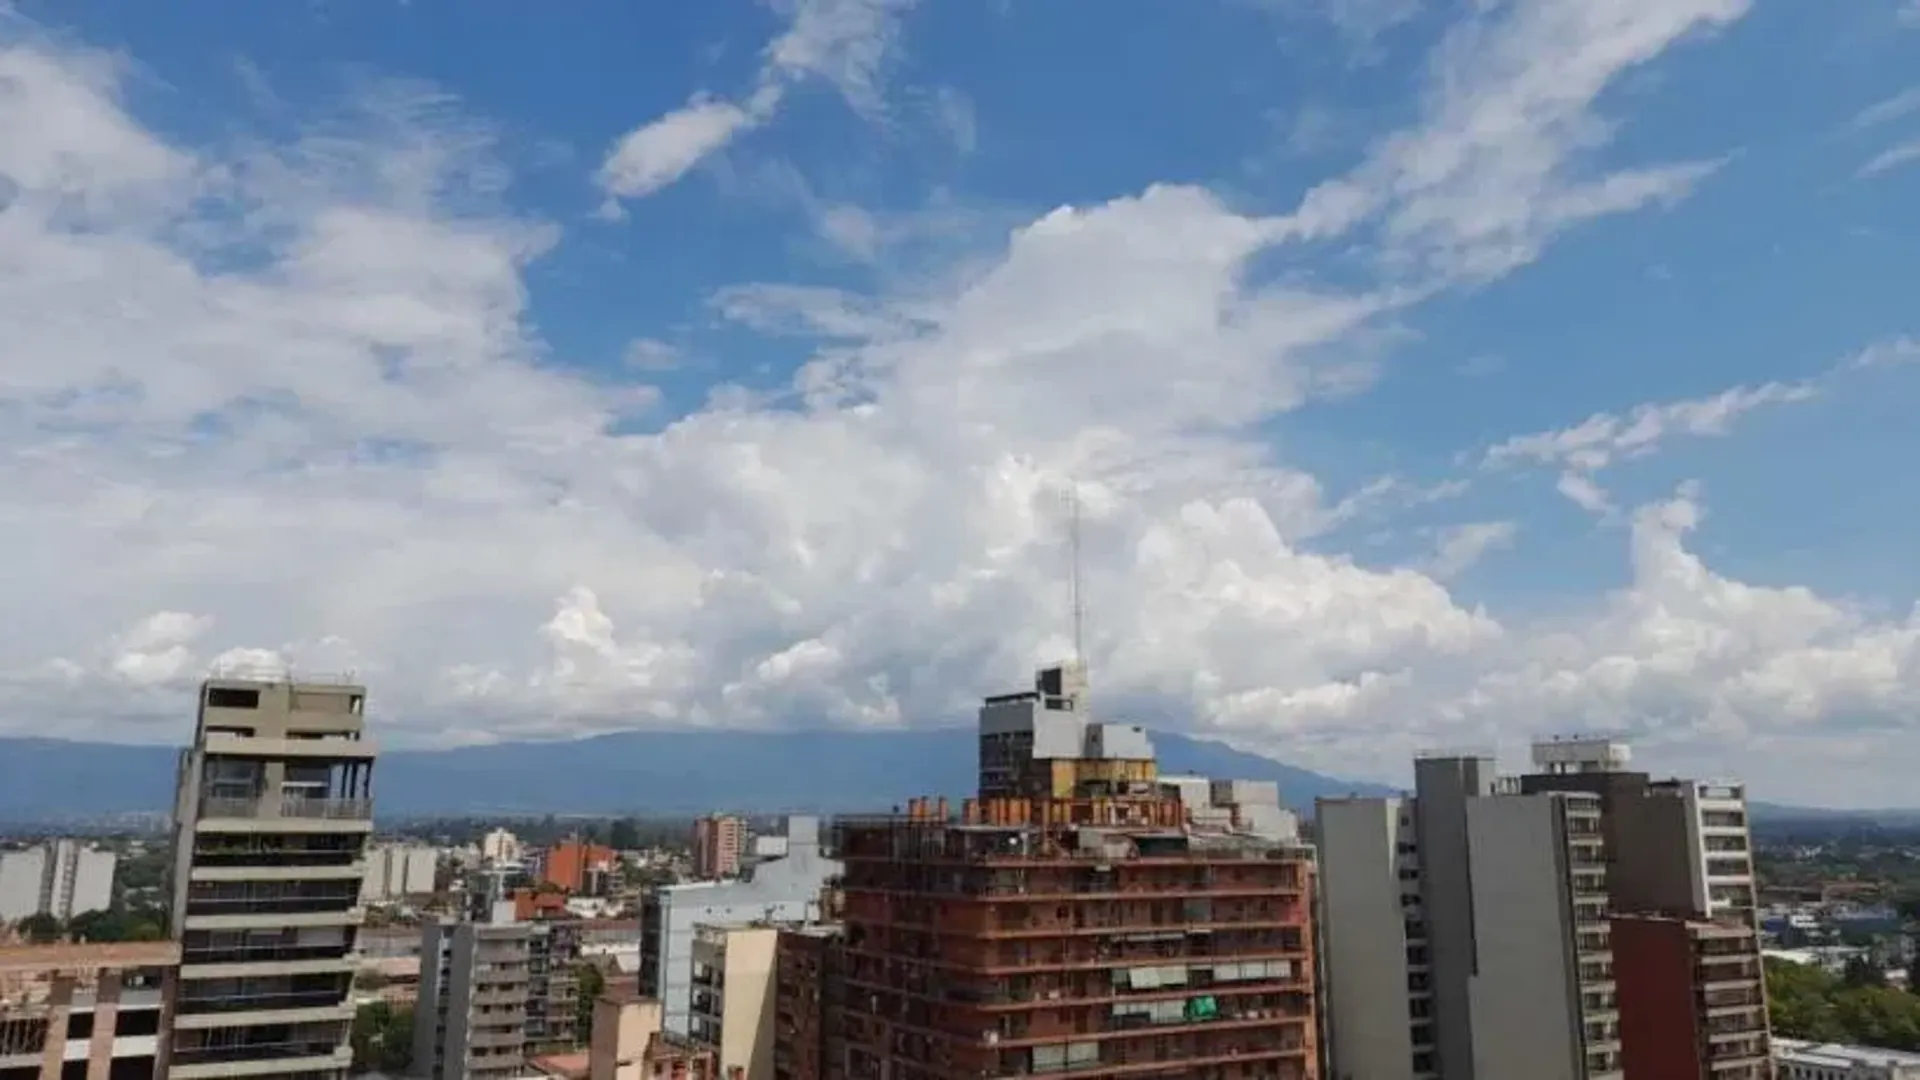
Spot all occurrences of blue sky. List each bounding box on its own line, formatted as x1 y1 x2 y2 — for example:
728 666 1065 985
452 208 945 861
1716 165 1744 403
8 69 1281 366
2 0 1918 806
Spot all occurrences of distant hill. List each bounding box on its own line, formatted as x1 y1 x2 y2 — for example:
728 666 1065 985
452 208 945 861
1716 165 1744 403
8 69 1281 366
0 728 1399 821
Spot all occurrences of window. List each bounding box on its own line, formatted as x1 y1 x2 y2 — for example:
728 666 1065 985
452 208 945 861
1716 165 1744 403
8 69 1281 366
206 687 261 709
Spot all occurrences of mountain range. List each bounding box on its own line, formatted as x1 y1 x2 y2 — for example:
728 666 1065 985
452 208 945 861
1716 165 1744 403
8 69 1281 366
0 728 1400 822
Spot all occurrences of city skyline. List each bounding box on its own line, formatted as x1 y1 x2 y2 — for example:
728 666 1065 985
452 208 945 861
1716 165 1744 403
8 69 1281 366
1 1 1918 808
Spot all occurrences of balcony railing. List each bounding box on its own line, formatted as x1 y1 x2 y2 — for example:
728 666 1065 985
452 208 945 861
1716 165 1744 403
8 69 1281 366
187 895 360 915
178 989 350 1015
183 943 353 965
171 1039 343 1066
197 794 372 821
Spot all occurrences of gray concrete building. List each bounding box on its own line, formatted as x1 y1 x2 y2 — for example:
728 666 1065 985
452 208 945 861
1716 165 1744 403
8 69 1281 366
1318 754 1621 1080
0 839 116 924
1464 790 1621 1080
638 817 838 1038
414 915 532 1080
165 674 377 1080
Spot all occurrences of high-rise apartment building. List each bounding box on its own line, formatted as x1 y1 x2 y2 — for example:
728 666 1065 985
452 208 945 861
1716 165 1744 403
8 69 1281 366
416 917 534 1080
164 675 376 1080
0 840 117 925
692 817 746 881
1610 915 1768 1078
770 926 839 1080
1463 788 1620 1080
1519 739 1769 1080
527 917 585 1051
832 663 1320 1080
1319 762 1620 1080
1319 737 1764 1080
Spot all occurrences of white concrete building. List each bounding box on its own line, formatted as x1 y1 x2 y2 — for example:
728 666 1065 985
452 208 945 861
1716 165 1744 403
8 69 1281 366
0 839 116 923
639 817 839 1037
359 843 438 902
481 828 523 864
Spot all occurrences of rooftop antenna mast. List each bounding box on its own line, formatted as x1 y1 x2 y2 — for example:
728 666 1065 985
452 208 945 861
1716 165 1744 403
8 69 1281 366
1067 481 1086 671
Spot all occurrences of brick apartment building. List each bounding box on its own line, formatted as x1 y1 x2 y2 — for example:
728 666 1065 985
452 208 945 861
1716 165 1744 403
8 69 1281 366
818 661 1320 1080
545 840 618 895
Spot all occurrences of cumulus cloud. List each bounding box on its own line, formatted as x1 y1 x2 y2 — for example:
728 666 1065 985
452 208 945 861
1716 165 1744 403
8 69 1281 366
8 6 1920 806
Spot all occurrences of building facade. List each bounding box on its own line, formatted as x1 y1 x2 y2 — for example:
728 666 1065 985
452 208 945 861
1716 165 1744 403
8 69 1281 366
830 662 1320 1080
689 925 779 1080
358 844 438 904
692 818 747 882
545 841 618 896
1318 738 1764 1080
1519 738 1769 1079
834 796 1319 1080
164 675 376 1080
527 918 585 1052
415 918 533 1080
0 940 178 1080
1611 915 1768 1079
590 994 727 1080
1772 1039 1920 1080
0 841 117 926
770 926 838 1080
639 818 839 1038
1463 789 1621 1080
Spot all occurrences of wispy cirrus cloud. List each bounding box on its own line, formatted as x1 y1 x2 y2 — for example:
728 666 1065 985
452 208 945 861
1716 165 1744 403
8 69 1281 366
596 0 917 209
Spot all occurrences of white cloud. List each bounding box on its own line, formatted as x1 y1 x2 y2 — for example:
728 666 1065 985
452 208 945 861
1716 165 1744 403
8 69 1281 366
596 96 753 203
1483 340 1916 515
1858 138 1920 179
595 0 915 205
929 86 977 155
1902 0 1920 29
1848 85 1920 131
1484 380 1818 474
1424 522 1519 580
11 8 1920 806
1289 0 1747 281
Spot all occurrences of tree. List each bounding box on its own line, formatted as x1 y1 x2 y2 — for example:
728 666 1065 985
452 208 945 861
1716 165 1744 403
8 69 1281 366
17 913 61 944
575 962 606 1042
1844 955 1888 989
608 818 641 851
1768 956 1920 1050
68 908 165 944
351 1001 413 1073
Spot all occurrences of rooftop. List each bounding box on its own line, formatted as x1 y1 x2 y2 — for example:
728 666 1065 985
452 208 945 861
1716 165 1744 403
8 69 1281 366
0 941 180 974
1772 1038 1920 1068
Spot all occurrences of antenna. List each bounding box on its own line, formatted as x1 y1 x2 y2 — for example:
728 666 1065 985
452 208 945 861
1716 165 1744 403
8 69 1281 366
1067 482 1085 668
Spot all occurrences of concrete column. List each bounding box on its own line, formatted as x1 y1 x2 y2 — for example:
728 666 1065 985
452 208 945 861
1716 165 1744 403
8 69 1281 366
85 969 121 1080
153 965 178 1079
38 973 74 1080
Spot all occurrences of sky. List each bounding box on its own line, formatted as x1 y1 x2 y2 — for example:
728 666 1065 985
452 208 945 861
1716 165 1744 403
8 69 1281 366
1 0 1917 808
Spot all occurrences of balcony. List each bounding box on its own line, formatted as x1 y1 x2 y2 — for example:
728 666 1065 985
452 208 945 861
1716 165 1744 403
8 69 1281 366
183 942 353 966
171 1038 346 1067
195 793 374 830
178 989 350 1016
